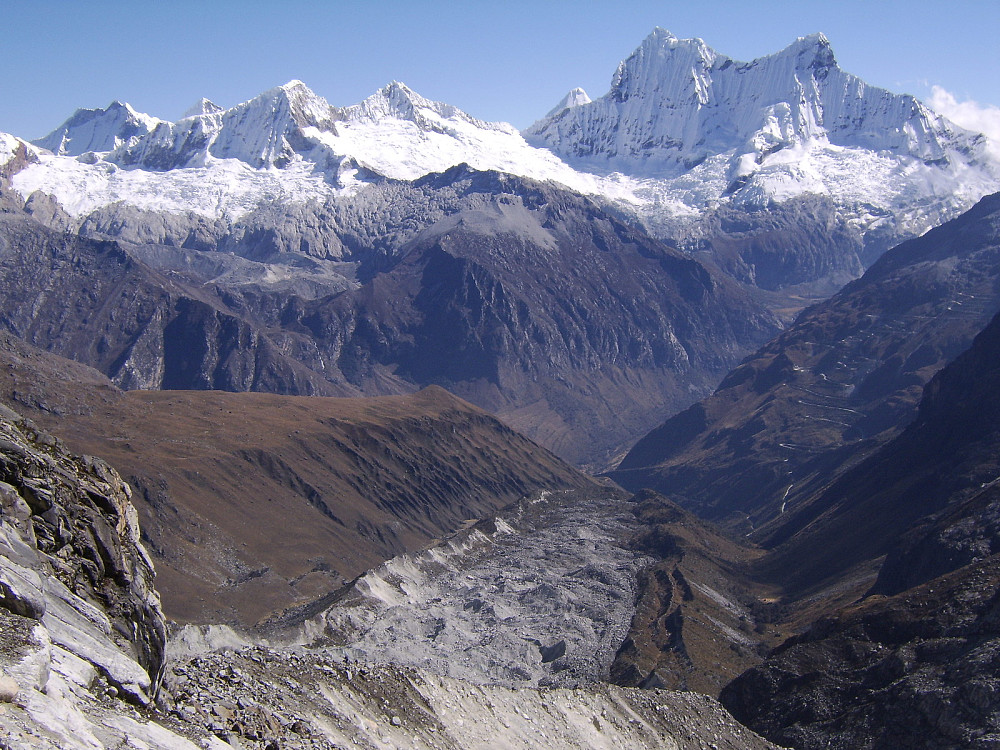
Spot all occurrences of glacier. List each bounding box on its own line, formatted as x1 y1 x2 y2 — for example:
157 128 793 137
2 29 999 251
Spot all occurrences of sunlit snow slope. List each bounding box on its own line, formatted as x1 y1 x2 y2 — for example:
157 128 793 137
3 29 999 246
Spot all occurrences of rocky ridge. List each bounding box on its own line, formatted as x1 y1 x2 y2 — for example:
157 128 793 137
0 401 176 745
0 404 164 702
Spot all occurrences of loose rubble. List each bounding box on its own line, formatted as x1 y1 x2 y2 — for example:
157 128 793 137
158 644 779 750
298 489 649 689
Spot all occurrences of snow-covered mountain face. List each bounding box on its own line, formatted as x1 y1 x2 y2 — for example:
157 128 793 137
527 29 972 173
32 100 163 156
5 80 615 222
2 29 999 268
528 29 999 239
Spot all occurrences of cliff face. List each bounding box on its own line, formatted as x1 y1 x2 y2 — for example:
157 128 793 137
0 402 165 718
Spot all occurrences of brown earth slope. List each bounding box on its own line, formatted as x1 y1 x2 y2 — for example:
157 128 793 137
0 333 591 626
610 489 783 697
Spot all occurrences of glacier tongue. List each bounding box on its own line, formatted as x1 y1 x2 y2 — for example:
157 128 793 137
302 488 648 689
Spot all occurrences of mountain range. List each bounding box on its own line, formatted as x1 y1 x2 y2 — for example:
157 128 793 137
12 29 998 244
6 28 1000 286
3 29 999 468
2 26 1000 750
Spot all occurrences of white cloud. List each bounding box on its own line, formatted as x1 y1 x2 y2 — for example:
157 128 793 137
928 85 1000 158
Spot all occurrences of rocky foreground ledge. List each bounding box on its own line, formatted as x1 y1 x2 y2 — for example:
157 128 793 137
0 402 168 744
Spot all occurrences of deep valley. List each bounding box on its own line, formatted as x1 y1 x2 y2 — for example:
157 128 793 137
1 24 999 750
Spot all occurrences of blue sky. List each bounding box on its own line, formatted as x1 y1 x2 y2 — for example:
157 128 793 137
3 0 999 140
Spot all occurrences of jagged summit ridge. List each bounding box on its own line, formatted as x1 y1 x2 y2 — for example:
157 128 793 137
31 80 345 171
525 27 978 175
4 31 999 245
11 78 602 220
29 79 520 175
345 80 515 134
33 100 164 157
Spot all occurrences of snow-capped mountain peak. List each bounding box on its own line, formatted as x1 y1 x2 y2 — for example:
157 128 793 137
239 80 338 131
608 27 718 104
544 87 591 118
33 100 164 157
5 31 999 253
181 97 225 119
781 31 832 55
525 28 990 181
343 81 515 136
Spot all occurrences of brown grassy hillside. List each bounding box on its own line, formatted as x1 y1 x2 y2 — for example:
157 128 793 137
0 333 591 625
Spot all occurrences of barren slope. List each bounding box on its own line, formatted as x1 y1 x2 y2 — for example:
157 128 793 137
0 334 590 625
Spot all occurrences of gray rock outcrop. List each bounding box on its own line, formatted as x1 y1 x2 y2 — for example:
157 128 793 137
0 403 166 703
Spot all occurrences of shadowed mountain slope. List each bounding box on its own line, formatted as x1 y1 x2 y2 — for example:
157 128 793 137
611 192 1000 530
753 306 1000 598
286 169 780 466
0 333 590 626
0 212 346 396
722 555 1000 750
718 305 1000 748
0 167 780 468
